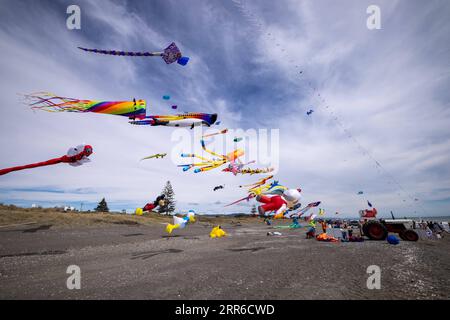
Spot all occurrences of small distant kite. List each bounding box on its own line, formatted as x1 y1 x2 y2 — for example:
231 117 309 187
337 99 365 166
213 185 224 191
140 153 167 161
171 105 177 110
163 95 170 100
233 137 243 143
0 144 93 176
78 42 189 66
202 129 228 138
215 121 221 125
306 110 314 116
357 191 364 195
367 201 373 208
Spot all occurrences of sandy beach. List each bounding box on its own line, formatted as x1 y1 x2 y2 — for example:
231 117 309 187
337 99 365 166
0 207 448 300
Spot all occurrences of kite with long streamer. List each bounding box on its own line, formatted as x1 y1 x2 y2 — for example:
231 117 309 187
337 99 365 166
0 144 93 176
25 92 146 119
78 42 189 65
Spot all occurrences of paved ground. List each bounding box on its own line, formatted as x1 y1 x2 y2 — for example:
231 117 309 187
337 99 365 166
0 221 449 299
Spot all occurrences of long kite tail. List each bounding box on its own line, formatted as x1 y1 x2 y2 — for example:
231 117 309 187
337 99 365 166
0 157 64 176
77 47 162 57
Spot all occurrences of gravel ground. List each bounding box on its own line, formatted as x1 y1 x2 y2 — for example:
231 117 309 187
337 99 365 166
0 220 449 299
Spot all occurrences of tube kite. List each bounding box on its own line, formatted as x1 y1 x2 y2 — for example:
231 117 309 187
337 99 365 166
78 42 189 66
25 92 146 119
0 144 93 176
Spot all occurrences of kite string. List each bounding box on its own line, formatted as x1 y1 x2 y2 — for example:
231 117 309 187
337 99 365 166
231 0 426 215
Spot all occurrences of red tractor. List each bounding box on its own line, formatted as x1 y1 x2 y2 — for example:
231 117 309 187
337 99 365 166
359 208 419 241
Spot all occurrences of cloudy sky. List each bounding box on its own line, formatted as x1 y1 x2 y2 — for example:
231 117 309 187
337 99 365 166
0 0 449 217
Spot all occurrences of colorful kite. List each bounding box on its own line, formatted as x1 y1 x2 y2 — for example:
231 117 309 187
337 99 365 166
0 144 93 176
130 113 217 128
140 153 167 161
202 129 228 138
25 92 146 119
285 202 322 218
210 226 227 238
78 42 189 65
166 210 196 234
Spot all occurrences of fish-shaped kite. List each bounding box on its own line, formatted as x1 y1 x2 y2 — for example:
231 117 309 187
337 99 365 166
78 42 189 66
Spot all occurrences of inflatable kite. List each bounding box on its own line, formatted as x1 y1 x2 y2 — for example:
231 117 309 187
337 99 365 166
0 144 92 176
210 226 227 238
284 202 322 218
25 92 146 119
140 153 167 161
78 42 189 66
166 210 196 234
202 129 228 138
130 113 218 128
178 138 245 173
257 188 302 219
228 167 275 175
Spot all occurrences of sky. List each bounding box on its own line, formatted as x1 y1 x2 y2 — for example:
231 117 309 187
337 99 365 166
0 0 449 218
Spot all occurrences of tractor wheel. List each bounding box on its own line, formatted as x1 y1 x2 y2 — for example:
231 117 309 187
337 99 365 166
365 221 388 240
362 223 369 236
400 229 419 242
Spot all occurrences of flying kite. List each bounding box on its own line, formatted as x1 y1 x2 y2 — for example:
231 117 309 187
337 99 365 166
0 144 93 176
236 167 274 175
233 137 243 143
140 153 167 161
306 109 314 116
215 121 221 125
202 129 228 138
78 42 189 66
166 210 196 234
25 92 146 119
179 139 245 173
357 191 364 195
171 105 177 110
284 202 322 218
213 185 224 191
130 113 218 128
221 160 256 175
226 177 289 207
163 95 170 100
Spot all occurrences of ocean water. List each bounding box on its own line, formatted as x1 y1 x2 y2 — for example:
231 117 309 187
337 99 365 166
408 216 450 222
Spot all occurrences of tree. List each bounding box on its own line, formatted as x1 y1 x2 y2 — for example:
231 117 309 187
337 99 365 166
95 198 109 213
158 181 176 215
251 204 257 215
